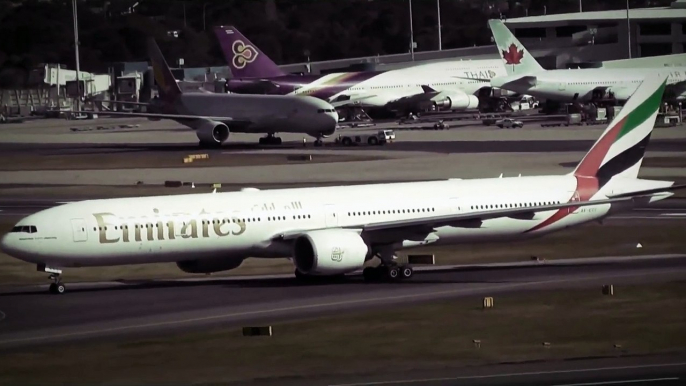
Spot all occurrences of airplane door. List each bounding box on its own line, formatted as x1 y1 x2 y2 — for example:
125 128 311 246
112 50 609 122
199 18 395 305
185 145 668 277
324 204 339 227
558 82 566 91
70 218 88 242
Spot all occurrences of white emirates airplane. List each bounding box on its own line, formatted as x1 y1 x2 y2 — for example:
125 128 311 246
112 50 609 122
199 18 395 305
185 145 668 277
485 19 686 102
1 74 683 294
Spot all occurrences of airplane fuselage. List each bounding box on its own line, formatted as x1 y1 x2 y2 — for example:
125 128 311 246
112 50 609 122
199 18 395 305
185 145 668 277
227 60 506 110
1 175 649 269
172 93 338 136
494 67 686 102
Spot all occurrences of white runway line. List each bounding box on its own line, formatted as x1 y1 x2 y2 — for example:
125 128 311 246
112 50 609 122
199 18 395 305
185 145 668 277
552 377 679 386
329 364 685 386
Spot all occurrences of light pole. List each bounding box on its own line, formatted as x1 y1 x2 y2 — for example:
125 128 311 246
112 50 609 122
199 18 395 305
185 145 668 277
203 2 209 31
626 0 632 58
71 0 81 112
409 0 415 60
579 0 582 12
437 0 442 50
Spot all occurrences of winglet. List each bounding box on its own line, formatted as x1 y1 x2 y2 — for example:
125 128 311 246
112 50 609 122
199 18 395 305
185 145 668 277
147 38 182 102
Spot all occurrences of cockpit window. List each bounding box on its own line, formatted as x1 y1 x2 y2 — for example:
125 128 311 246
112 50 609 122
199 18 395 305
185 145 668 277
10 226 37 233
317 109 335 113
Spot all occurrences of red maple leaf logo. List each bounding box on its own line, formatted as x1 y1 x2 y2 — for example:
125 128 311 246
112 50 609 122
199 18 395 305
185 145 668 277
502 43 524 65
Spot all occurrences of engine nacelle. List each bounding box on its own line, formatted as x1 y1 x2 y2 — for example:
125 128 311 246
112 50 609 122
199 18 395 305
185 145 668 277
192 120 230 147
176 257 244 274
432 92 479 110
293 229 370 275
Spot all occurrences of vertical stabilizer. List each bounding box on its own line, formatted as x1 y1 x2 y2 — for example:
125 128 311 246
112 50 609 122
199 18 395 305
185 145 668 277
214 26 286 78
573 73 668 184
488 19 544 76
147 38 182 102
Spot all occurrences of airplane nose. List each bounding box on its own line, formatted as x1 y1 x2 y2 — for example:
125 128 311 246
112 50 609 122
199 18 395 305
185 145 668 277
0 233 14 254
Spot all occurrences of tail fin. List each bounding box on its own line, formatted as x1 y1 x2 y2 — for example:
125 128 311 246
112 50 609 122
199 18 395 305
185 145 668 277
147 38 182 102
573 73 668 183
214 25 285 78
488 19 544 76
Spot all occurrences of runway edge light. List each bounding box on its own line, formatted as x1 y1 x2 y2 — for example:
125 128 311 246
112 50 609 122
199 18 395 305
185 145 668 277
482 297 494 309
602 285 614 296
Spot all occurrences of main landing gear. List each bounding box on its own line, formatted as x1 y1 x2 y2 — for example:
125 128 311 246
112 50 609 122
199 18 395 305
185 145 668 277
39 264 66 294
362 264 413 282
362 251 414 282
259 133 282 145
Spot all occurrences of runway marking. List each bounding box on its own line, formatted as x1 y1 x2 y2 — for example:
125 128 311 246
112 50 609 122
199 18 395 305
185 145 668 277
0 269 682 346
552 377 679 386
661 213 686 217
329 365 685 386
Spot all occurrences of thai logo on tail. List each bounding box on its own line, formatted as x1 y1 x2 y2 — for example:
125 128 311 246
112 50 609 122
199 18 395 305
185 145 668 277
502 43 524 65
232 40 259 69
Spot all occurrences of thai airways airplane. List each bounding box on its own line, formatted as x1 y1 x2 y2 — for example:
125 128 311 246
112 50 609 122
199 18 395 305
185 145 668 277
2 74 682 294
89 39 338 147
215 26 506 115
485 19 686 102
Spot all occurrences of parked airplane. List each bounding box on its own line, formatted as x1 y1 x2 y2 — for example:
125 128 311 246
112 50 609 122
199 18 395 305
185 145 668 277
89 39 338 147
3 74 682 294
484 19 686 102
215 26 507 115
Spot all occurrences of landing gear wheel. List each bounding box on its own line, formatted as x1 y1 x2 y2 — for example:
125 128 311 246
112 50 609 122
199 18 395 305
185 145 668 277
314 139 323 147
259 135 282 145
49 283 66 294
386 266 401 281
400 265 414 279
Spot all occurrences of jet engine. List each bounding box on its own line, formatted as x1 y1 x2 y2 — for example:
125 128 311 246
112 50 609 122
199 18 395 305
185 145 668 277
193 120 230 147
432 92 479 110
293 229 371 275
176 257 244 274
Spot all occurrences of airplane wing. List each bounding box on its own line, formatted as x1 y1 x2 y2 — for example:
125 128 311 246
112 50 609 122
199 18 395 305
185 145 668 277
272 196 635 241
499 75 538 88
73 110 245 122
329 95 379 108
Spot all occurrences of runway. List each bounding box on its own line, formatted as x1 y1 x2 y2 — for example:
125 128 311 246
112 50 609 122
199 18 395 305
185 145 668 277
1 254 685 350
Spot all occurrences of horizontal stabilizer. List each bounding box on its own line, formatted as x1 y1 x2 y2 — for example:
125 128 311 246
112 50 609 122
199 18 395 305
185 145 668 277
607 183 686 199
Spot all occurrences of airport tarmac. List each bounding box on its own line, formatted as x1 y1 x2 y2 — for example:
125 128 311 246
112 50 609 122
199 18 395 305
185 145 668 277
1 254 685 349
0 118 684 185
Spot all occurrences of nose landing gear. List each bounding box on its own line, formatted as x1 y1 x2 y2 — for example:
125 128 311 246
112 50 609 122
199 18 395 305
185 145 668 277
38 264 66 294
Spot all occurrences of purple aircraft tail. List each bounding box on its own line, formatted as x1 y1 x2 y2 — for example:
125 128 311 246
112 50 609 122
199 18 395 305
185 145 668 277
214 25 286 78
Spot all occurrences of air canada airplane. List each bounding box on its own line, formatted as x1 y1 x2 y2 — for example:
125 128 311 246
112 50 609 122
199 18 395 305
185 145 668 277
215 26 506 115
2 74 683 294
90 39 338 147
485 19 686 102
